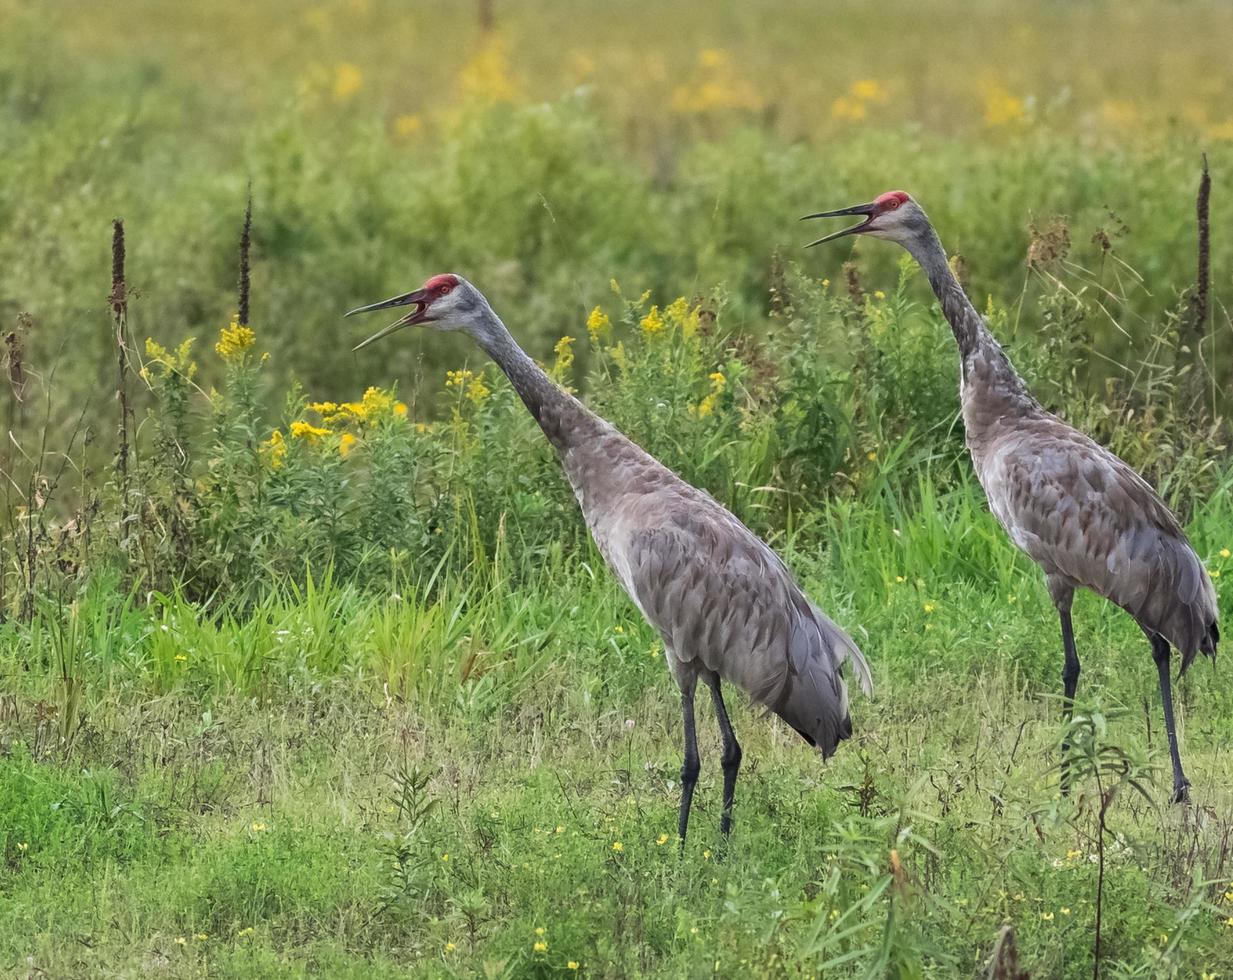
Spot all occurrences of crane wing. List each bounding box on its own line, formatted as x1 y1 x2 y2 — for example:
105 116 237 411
622 505 871 755
980 420 1218 663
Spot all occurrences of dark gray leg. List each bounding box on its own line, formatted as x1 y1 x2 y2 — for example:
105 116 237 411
1150 633 1191 804
677 680 701 845
1059 606 1081 795
703 674 742 837
1048 579 1080 795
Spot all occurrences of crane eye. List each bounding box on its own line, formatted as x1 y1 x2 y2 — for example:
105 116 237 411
438 285 452 295
886 199 900 211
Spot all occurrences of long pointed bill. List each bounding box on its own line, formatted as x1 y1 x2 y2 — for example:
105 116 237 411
345 288 430 351
800 201 877 248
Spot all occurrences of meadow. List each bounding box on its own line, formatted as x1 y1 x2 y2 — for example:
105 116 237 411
2 0 1233 976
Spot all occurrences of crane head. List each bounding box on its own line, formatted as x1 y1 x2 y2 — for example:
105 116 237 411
800 191 927 247
345 273 473 350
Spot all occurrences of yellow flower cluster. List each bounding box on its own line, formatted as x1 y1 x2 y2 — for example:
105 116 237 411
696 370 726 418
309 387 409 428
142 337 197 381
444 369 491 405
458 35 520 103
553 335 576 377
983 83 1028 126
670 48 762 114
831 78 889 122
215 321 256 363
333 62 363 102
640 305 664 337
586 306 611 344
290 420 330 444
261 429 287 470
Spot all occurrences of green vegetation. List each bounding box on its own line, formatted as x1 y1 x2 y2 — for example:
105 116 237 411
2 0 1232 976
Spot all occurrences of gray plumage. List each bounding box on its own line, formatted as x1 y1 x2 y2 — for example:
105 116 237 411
805 191 1218 803
345 273 871 839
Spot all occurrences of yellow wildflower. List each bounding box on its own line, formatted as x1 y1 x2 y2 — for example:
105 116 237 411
338 433 357 457
850 79 888 104
393 114 423 139
830 95 866 121
702 849 711 859
1213 570 1222 578
895 575 905 583
440 853 449 862
568 963 579 971
290 420 330 443
251 821 268 832
611 841 624 852
465 375 491 405
144 337 197 380
1220 548 1230 558
175 937 186 946
446 369 474 389
237 927 254 937
640 305 664 337
555 825 564 834
533 941 548 953
174 654 188 663
1040 911 1054 921
215 321 255 363
194 933 208 941
553 335 576 377
16 842 28 852
1067 849 1084 859
332 62 363 101
535 927 545 937
458 35 520 103
923 602 936 614
983 83 1027 126
445 941 457 952
866 450 877 461
394 402 408 416
1060 907 1071 916
874 290 886 301
261 429 287 470
697 370 726 418
586 306 610 344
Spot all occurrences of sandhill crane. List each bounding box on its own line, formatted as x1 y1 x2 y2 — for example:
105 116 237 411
346 274 872 840
803 191 1219 803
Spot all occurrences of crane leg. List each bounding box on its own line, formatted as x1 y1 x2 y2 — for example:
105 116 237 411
1050 581 1080 795
1058 606 1081 795
703 673 742 837
677 679 701 847
1150 633 1191 804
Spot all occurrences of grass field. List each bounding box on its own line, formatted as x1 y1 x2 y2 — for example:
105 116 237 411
3 0 1233 976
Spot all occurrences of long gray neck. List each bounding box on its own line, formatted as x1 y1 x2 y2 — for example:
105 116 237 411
466 306 603 453
904 224 1035 407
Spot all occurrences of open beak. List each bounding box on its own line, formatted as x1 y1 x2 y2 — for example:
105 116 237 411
800 201 877 248
344 288 431 351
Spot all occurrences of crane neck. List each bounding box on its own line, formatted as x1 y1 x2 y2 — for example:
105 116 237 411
903 224 1036 408
465 306 604 453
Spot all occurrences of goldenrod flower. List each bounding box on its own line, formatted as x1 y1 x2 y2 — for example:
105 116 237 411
446 369 474 389
445 941 457 952
873 290 886 301
640 306 664 337
1220 548 1230 558
553 335 576 375
440 853 449 862
466 376 491 405
215 321 256 363
393 114 423 139
290 420 330 443
1060 907 1071 916
175 937 186 946
656 833 670 845
983 83 1027 126
174 654 188 663
333 62 363 101
458 35 520 103
338 433 357 457
568 962 579 971
1040 911 1054 921
586 306 610 344
194 933 208 941
251 821 268 832
611 841 624 852
534 927 545 937
533 941 548 953
923 602 936 614
261 430 287 470
850 79 888 104
394 402 408 417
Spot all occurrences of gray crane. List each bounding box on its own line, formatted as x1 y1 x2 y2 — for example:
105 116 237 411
803 191 1219 803
346 274 873 839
